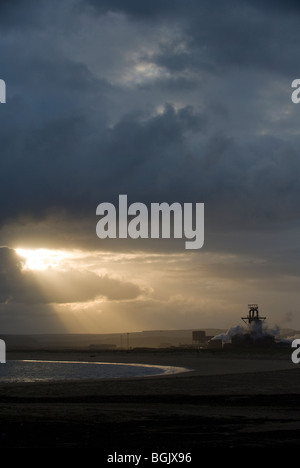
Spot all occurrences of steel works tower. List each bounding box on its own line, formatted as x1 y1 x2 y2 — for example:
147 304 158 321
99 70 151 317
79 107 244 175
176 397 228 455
241 304 266 334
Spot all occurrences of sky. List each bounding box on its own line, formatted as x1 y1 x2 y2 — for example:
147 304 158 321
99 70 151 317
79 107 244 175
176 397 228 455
0 0 300 334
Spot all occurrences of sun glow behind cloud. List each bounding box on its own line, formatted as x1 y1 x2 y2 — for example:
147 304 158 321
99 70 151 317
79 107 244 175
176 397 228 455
15 248 74 271
0 245 290 333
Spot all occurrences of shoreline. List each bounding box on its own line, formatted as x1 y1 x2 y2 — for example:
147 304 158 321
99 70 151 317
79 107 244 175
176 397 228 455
2 357 192 382
5 347 296 376
0 349 300 449
0 347 298 396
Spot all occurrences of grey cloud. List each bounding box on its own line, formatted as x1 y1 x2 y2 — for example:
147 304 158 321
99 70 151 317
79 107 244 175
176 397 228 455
1 98 300 238
93 0 300 77
38 269 142 303
0 0 43 28
0 0 299 247
82 0 181 19
0 247 142 304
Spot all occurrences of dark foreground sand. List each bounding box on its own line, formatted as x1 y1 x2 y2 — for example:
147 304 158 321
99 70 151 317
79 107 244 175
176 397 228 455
0 348 300 453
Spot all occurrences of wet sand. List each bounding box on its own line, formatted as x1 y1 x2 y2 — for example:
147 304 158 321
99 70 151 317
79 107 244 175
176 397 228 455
0 348 300 452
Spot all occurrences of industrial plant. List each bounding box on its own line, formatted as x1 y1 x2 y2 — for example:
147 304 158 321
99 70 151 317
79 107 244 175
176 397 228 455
229 303 276 348
193 304 287 350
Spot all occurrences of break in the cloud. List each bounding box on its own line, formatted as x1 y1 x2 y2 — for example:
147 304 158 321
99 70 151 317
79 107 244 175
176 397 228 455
0 0 300 332
0 247 142 304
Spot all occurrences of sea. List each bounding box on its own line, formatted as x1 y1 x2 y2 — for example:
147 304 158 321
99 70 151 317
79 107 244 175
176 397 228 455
0 359 188 383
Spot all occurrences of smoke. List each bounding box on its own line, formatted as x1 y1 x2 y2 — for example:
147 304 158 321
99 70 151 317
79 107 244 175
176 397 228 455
211 321 281 344
211 325 245 343
249 320 280 340
278 333 300 345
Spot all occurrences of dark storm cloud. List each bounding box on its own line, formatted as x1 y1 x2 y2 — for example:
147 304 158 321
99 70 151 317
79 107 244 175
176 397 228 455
0 0 299 248
85 0 300 76
0 103 206 217
1 100 299 235
0 0 41 28
0 99 300 240
0 247 142 303
85 0 300 17
83 0 180 19
250 0 300 13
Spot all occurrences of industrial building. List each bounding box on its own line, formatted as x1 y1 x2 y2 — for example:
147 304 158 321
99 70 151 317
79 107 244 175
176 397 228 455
206 304 279 349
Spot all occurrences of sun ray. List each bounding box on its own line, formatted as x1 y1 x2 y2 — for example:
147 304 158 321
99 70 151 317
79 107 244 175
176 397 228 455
15 248 72 271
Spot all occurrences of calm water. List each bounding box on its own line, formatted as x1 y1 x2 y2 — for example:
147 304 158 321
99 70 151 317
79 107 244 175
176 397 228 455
0 360 188 383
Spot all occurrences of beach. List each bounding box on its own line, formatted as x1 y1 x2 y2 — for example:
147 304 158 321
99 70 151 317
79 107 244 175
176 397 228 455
0 348 299 452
